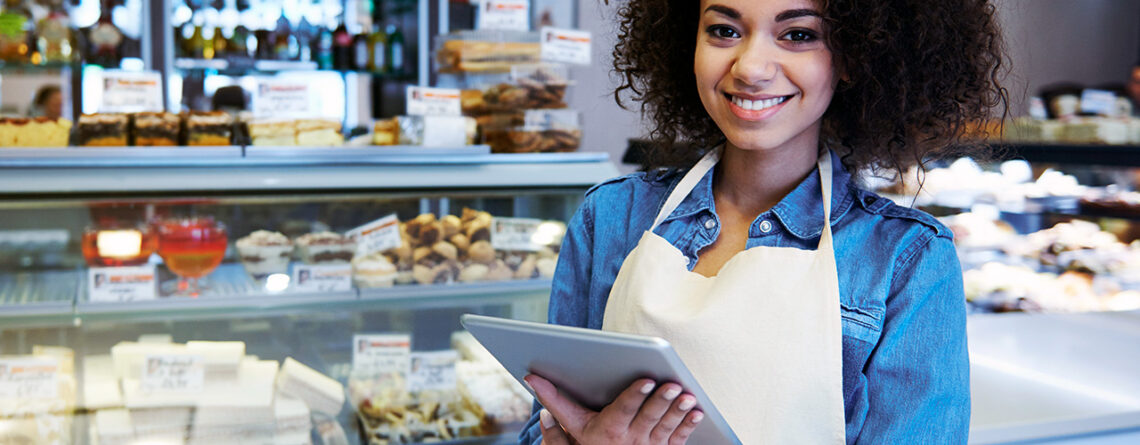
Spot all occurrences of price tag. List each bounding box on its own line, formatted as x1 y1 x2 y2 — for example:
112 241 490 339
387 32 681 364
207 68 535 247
88 265 157 303
140 354 204 393
252 80 313 119
408 350 458 392
406 86 461 116
352 334 412 375
540 27 592 65
1080 89 1118 116
346 214 402 256
100 70 164 113
0 358 59 399
422 116 470 147
478 0 530 31
292 264 353 293
490 217 543 252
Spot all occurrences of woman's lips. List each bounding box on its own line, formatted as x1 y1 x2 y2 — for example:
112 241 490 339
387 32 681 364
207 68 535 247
725 93 794 121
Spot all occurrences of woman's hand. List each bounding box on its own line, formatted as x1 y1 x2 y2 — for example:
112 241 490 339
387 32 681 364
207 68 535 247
524 374 704 445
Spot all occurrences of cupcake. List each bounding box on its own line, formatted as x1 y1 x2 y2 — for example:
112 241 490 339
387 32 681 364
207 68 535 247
352 253 398 288
235 230 293 280
295 232 356 264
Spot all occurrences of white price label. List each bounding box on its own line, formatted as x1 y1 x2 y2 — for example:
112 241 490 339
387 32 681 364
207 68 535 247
347 214 402 256
408 350 458 392
540 27 592 65
352 334 412 375
406 86 462 116
0 358 59 399
1080 89 1118 116
88 265 158 303
101 70 164 113
292 264 353 293
478 0 530 31
491 217 544 252
253 80 314 119
140 354 204 393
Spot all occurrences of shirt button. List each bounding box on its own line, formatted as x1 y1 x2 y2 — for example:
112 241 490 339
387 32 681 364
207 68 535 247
759 220 773 233
704 219 717 230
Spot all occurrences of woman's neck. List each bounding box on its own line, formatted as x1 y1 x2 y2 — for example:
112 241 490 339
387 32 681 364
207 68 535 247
713 141 821 218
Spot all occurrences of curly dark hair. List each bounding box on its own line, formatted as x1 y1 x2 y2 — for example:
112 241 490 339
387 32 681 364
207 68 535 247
610 0 1009 176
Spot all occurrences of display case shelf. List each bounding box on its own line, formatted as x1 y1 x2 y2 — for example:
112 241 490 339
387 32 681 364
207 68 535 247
998 143 1140 167
0 149 618 194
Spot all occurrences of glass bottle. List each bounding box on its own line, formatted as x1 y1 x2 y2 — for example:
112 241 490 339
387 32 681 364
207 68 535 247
295 16 313 62
352 29 369 71
313 20 333 69
229 24 250 59
212 26 228 59
367 23 386 73
87 2 123 68
0 0 34 63
273 12 293 60
254 28 272 60
385 21 404 77
331 21 351 71
36 4 74 64
201 25 216 60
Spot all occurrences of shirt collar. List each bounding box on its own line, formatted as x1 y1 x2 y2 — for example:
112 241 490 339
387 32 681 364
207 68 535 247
658 150 855 240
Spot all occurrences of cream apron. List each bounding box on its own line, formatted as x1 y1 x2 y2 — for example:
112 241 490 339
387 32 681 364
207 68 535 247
602 149 845 444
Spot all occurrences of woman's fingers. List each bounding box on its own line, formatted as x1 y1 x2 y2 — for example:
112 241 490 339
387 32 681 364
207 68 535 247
628 383 683 436
596 378 657 436
669 410 704 445
525 374 592 438
540 409 572 445
650 393 699 443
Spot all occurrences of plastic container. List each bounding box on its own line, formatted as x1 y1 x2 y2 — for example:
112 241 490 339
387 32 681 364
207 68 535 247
481 109 580 153
461 65 571 114
435 30 541 73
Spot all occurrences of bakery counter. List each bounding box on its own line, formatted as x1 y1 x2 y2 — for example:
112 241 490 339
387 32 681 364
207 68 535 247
968 311 1140 444
999 143 1140 168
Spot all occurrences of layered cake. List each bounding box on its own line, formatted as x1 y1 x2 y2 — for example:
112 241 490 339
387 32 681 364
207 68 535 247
235 230 293 280
372 118 398 145
295 232 356 264
185 111 233 146
295 119 343 146
77 114 129 146
132 112 180 146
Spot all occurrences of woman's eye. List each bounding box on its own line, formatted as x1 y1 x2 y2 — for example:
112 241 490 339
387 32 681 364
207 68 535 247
706 25 740 39
782 29 818 42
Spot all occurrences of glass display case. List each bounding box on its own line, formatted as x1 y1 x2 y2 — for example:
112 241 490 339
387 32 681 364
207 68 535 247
0 151 619 444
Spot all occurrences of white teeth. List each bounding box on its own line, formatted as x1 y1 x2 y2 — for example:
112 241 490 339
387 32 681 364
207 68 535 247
731 95 788 111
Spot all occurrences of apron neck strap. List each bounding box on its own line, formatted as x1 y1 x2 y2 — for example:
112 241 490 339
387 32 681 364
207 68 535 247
651 148 835 235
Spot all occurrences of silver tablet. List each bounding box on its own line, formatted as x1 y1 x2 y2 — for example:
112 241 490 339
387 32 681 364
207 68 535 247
460 314 741 445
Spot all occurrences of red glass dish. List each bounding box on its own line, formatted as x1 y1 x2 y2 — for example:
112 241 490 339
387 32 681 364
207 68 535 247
157 217 228 296
81 225 158 267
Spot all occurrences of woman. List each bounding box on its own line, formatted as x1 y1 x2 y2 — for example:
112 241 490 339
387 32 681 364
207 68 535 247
29 85 63 120
520 0 1006 443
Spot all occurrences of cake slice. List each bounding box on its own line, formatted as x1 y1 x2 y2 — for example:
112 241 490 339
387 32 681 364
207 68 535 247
77 114 129 146
296 119 343 146
276 357 345 416
185 111 233 146
248 119 297 146
133 112 180 146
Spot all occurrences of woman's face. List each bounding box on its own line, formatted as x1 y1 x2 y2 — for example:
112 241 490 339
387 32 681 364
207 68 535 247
44 91 63 119
694 0 836 154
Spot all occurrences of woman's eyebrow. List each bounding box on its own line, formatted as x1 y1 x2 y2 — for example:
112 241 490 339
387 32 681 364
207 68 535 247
703 5 740 19
776 9 822 22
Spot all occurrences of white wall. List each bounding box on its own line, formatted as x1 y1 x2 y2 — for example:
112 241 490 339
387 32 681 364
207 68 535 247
571 0 1140 171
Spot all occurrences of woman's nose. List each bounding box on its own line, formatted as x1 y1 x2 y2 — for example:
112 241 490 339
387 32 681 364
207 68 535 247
730 39 779 86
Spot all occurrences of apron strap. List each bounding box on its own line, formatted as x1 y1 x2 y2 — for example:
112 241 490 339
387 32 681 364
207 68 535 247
650 148 722 231
651 147 835 238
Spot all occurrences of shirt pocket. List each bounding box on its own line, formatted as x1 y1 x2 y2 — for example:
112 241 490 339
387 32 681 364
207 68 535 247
840 304 882 402
840 304 882 345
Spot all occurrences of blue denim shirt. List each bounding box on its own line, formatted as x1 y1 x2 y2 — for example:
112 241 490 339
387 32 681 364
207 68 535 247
518 151 970 444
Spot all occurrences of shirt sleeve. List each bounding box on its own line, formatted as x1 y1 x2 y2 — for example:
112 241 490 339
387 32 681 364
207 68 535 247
857 233 970 443
517 194 596 444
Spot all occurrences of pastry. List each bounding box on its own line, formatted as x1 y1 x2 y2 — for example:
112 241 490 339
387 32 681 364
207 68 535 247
235 230 293 280
0 117 72 147
132 112 180 146
295 232 356 264
353 253 398 288
466 241 495 264
437 39 541 73
295 118 343 146
372 118 398 145
185 111 233 146
77 113 128 146
248 119 297 146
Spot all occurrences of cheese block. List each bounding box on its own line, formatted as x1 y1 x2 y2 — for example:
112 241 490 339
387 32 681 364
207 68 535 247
276 357 345 416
